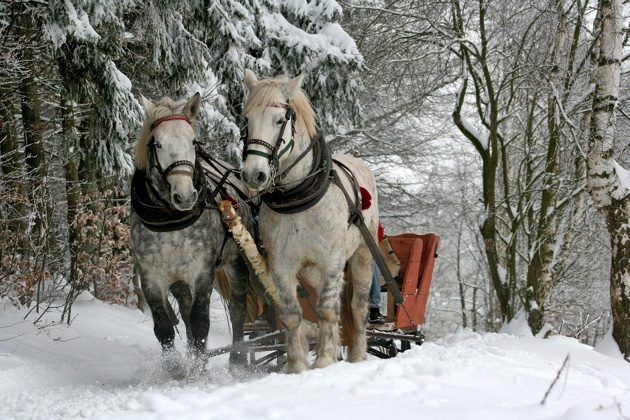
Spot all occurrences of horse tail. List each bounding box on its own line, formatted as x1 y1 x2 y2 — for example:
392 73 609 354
214 268 232 301
340 264 356 349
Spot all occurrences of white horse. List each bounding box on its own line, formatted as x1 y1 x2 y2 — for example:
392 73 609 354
240 70 379 373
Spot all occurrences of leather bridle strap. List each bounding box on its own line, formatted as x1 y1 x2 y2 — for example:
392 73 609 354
151 114 191 129
244 103 295 163
148 114 196 181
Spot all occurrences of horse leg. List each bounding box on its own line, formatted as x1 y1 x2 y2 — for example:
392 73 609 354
347 245 373 363
170 281 194 345
189 268 214 356
313 265 344 369
275 269 308 373
141 276 186 378
223 259 249 368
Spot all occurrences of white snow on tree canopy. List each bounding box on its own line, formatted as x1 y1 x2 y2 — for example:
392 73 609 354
284 0 343 22
44 0 101 47
263 13 362 64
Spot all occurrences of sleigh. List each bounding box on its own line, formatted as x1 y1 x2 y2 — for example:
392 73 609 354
207 230 440 367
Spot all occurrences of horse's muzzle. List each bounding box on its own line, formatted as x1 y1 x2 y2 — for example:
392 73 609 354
242 168 268 191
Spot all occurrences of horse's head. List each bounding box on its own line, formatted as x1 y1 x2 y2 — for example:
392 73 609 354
136 93 202 211
241 70 316 192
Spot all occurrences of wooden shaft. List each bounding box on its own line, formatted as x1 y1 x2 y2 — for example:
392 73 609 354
218 200 281 306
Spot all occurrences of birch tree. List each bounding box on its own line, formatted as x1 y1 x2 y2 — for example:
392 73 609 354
587 0 630 359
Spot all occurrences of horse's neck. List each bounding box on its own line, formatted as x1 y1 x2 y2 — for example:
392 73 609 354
278 132 314 189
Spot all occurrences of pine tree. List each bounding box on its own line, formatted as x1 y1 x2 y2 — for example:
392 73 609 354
205 0 364 140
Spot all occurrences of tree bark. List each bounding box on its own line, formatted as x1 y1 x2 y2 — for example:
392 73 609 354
587 0 629 360
525 0 567 334
18 11 50 253
0 88 29 253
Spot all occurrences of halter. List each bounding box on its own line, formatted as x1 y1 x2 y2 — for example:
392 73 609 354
148 114 196 182
243 102 295 175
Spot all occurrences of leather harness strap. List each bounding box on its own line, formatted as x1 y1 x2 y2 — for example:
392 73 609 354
331 164 404 305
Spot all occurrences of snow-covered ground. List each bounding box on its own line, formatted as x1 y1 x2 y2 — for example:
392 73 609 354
1 293 629 420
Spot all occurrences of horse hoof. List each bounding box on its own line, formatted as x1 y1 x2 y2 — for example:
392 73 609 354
162 351 187 380
229 350 247 368
187 354 207 375
313 356 335 369
287 361 309 374
347 353 367 363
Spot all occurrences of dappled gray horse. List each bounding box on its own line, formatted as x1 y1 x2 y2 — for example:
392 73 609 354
130 93 250 377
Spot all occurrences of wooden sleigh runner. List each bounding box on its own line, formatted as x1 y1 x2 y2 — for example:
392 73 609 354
206 201 440 368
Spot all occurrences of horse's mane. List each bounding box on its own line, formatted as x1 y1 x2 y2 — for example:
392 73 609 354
243 75 317 140
135 97 197 170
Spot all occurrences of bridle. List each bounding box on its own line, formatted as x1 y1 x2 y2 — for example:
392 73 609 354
148 114 198 183
242 102 296 176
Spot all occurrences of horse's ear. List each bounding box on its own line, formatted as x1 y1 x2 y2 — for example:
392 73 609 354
244 69 259 91
285 74 305 100
140 95 155 115
183 93 202 119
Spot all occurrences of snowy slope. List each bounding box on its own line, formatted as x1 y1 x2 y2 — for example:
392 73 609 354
1 294 629 420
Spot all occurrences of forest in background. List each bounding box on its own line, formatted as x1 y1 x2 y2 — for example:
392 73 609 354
1 0 629 358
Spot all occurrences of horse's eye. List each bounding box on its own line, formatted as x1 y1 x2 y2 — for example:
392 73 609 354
154 142 162 149
276 118 286 126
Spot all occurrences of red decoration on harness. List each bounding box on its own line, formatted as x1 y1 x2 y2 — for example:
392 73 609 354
377 223 385 242
221 193 238 206
151 114 191 130
360 187 371 210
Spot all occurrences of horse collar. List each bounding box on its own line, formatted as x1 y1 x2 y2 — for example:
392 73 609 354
261 133 333 214
130 161 208 232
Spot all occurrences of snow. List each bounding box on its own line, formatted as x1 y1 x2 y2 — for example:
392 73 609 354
594 327 624 359
44 0 101 47
2 295 629 420
500 313 534 337
612 160 630 200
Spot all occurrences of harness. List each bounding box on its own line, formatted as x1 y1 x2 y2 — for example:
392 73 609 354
262 133 332 214
131 161 208 233
131 114 240 233
242 105 405 304
131 114 210 232
243 103 295 172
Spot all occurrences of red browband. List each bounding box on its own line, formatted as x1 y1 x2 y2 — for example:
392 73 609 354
151 114 191 130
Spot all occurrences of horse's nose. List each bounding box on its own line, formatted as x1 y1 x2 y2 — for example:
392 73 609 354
255 171 267 185
243 169 267 189
172 189 197 208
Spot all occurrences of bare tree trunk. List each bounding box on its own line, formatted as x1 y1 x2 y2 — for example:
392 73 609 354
58 42 82 293
18 12 50 256
456 223 468 327
0 88 29 253
451 0 513 323
525 0 567 334
587 0 629 360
